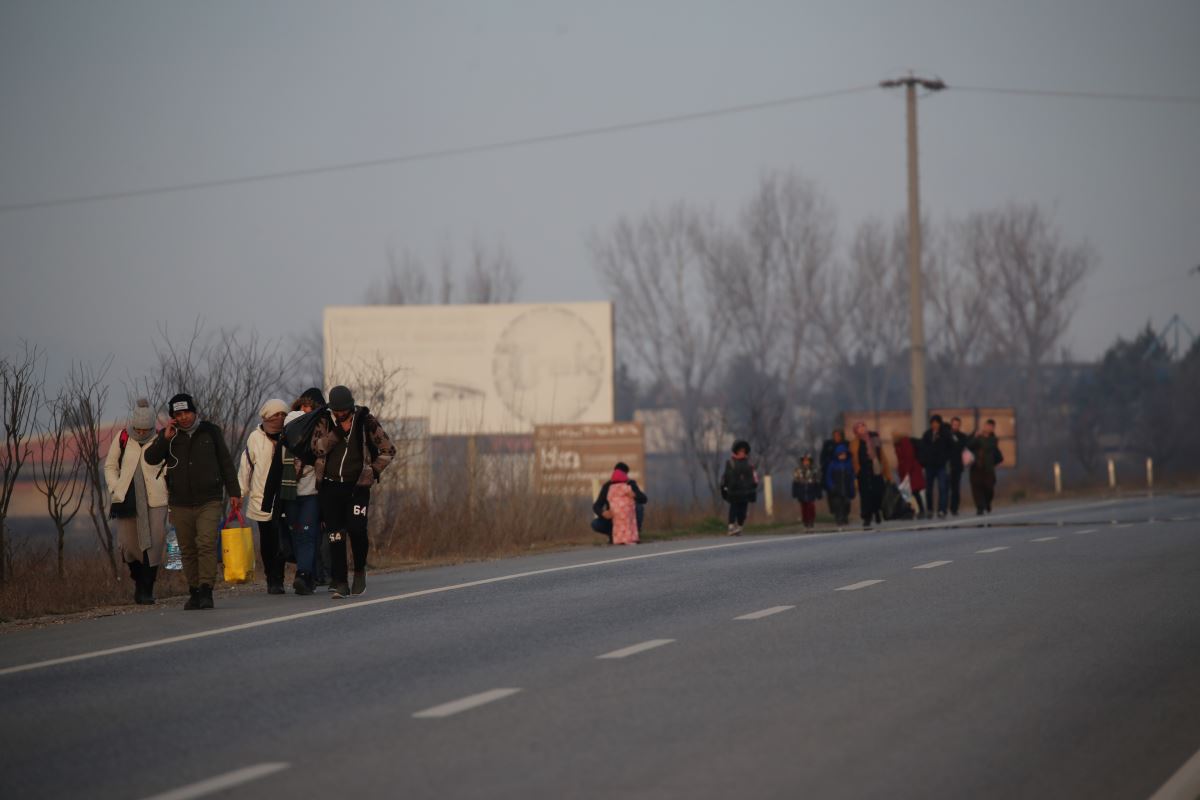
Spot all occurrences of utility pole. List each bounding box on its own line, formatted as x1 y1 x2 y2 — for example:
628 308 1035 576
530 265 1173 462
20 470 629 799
880 73 945 436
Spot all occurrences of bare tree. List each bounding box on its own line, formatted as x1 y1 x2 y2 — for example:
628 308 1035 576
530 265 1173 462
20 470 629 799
152 321 295 458
369 239 522 306
701 171 835 472
963 204 1094 439
591 203 732 503
925 221 995 406
0 344 42 583
32 389 86 578
65 358 119 577
815 217 910 414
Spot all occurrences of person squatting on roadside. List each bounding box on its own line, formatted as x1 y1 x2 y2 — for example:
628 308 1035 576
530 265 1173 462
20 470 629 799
891 431 928 519
310 385 395 599
721 440 758 536
282 407 321 595
604 467 640 545
921 414 952 519
144 393 241 610
104 398 169 605
238 399 292 595
825 444 856 526
968 419 1005 515
791 453 822 529
947 416 968 516
591 462 647 543
850 422 891 529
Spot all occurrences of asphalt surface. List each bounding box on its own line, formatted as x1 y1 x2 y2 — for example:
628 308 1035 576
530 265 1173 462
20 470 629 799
1 492 1199 800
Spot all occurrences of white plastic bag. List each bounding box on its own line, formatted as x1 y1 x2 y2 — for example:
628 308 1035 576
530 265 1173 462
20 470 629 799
962 448 975 468
897 475 913 503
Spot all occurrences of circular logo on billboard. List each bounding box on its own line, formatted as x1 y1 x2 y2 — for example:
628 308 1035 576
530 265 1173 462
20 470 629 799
492 307 606 425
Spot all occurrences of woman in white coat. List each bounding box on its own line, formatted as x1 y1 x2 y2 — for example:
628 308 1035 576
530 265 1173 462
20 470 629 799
104 399 169 604
238 398 290 594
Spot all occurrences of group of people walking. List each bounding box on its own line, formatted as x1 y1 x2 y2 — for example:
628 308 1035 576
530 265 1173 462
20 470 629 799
104 385 395 608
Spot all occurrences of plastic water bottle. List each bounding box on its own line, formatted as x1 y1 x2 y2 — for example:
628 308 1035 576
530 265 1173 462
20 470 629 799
165 516 183 571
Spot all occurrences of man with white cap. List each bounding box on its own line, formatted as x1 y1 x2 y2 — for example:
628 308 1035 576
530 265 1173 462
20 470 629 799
238 398 292 594
144 392 242 610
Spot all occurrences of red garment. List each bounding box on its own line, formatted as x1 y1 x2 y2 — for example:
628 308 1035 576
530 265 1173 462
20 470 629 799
893 437 927 492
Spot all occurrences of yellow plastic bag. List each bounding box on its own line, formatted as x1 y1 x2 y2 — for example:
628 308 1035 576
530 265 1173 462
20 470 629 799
221 511 255 584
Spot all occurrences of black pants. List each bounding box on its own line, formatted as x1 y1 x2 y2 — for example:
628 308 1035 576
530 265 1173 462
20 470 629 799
318 480 371 583
858 475 882 523
970 468 996 513
728 501 749 526
949 466 964 514
829 494 851 523
255 516 287 587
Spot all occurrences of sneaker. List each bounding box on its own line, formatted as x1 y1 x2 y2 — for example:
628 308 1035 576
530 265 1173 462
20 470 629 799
351 570 366 596
727 524 738 536
293 573 314 596
330 582 351 599
267 583 285 595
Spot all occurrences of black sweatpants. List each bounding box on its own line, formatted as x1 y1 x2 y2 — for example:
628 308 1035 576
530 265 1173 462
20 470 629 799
318 480 371 583
949 466 964 514
255 516 287 587
858 475 882 524
728 501 749 526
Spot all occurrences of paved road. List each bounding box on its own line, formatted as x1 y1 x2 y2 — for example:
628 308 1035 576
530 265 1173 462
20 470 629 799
2 493 1199 799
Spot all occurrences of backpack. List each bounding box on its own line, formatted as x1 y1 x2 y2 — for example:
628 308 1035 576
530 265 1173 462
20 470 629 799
283 408 323 462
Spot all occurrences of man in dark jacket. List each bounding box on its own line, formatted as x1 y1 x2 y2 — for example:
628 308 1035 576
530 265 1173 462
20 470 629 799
591 461 648 542
310 385 396 599
968 419 1005 515
947 416 968 516
819 428 846 517
721 440 758 536
921 414 952 519
143 393 241 610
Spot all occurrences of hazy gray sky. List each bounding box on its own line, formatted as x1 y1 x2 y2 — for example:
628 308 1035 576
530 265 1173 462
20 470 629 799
2 0 1198 397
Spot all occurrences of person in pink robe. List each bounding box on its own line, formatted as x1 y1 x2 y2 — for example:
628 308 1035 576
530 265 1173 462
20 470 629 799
607 468 639 545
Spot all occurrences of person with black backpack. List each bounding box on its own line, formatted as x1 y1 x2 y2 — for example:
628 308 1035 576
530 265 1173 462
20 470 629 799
720 440 758 536
309 385 395 599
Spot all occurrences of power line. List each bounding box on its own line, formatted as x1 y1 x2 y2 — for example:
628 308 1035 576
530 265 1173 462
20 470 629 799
952 85 1200 105
0 85 876 215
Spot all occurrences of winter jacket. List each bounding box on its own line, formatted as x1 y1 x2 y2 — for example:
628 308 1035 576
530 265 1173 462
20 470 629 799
593 479 648 517
143 421 240 507
311 406 396 487
947 429 968 473
721 457 758 504
791 463 823 503
238 427 284 523
850 435 892 483
819 435 847 476
968 433 1004 476
920 426 953 471
825 458 857 499
103 433 169 509
892 437 927 493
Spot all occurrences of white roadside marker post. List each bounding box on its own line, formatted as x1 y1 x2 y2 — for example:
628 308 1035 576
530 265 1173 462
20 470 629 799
764 474 774 520
1108 457 1117 490
1146 458 1154 491
1053 462 1062 495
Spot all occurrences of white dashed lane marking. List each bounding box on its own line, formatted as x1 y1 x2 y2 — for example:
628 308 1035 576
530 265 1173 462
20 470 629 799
836 580 886 592
140 763 290 800
1074 528 1097 535
1030 537 1059 542
976 546 1009 553
597 639 676 659
413 688 522 719
913 560 952 570
734 606 795 620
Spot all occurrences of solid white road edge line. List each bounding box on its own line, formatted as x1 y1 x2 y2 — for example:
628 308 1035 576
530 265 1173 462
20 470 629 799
1030 536 1059 542
139 762 289 800
1148 744 1200 800
976 547 1009 553
836 580 885 591
412 688 522 719
0 495 1131 678
913 560 952 569
734 605 795 620
597 639 675 659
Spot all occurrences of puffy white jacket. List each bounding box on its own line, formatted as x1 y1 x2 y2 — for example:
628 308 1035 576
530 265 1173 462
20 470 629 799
103 432 169 509
238 427 283 523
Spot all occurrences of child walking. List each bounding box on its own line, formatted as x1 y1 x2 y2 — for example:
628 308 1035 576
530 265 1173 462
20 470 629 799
791 453 822 529
825 444 856 526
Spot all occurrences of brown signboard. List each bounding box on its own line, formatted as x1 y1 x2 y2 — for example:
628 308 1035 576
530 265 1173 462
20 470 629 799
839 407 1018 469
534 422 645 496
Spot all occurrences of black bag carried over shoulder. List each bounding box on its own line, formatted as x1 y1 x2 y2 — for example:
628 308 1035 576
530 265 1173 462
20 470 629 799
283 408 322 463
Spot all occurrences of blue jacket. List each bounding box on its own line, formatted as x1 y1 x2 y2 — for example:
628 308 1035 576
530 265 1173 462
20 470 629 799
825 459 857 499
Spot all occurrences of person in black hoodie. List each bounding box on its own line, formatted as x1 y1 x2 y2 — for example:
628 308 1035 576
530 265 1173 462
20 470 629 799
591 461 648 543
947 416 969 516
721 440 758 536
921 414 952 519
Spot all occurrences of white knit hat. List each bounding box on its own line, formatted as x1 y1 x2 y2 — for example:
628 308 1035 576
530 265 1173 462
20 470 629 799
259 398 289 419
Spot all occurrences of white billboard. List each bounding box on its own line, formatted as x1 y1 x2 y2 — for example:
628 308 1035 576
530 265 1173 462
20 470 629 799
324 302 614 435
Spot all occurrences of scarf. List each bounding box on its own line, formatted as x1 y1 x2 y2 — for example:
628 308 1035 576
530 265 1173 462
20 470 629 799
260 428 284 514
